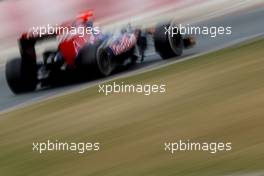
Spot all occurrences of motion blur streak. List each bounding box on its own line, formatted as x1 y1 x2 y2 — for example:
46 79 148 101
0 0 182 44
0 0 262 51
0 0 263 112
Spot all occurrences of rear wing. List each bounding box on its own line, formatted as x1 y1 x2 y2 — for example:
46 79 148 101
19 32 57 63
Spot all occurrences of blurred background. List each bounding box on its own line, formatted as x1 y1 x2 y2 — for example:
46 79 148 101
0 1 264 175
0 0 260 62
0 0 190 48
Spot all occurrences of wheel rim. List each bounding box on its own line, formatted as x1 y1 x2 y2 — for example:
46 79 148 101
168 23 183 56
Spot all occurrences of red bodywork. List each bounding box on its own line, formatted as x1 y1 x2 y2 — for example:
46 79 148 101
58 11 97 67
57 22 93 67
19 11 99 68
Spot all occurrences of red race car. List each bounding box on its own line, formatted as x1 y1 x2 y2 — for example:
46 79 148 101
5 11 196 94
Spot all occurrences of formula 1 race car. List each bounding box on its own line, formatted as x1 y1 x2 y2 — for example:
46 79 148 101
5 11 196 94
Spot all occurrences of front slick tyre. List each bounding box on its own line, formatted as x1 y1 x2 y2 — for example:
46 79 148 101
154 22 183 59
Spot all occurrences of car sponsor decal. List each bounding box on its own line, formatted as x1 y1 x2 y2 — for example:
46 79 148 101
110 34 137 56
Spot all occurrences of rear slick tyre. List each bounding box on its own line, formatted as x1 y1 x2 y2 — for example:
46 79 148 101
5 58 37 94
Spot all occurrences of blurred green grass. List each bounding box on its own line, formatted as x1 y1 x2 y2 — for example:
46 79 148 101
0 39 264 176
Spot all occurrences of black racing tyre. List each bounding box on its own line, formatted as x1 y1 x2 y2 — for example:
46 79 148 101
96 45 116 76
5 58 37 94
77 42 115 77
154 22 183 59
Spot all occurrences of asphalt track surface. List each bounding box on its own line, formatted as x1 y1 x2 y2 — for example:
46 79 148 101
0 8 263 112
